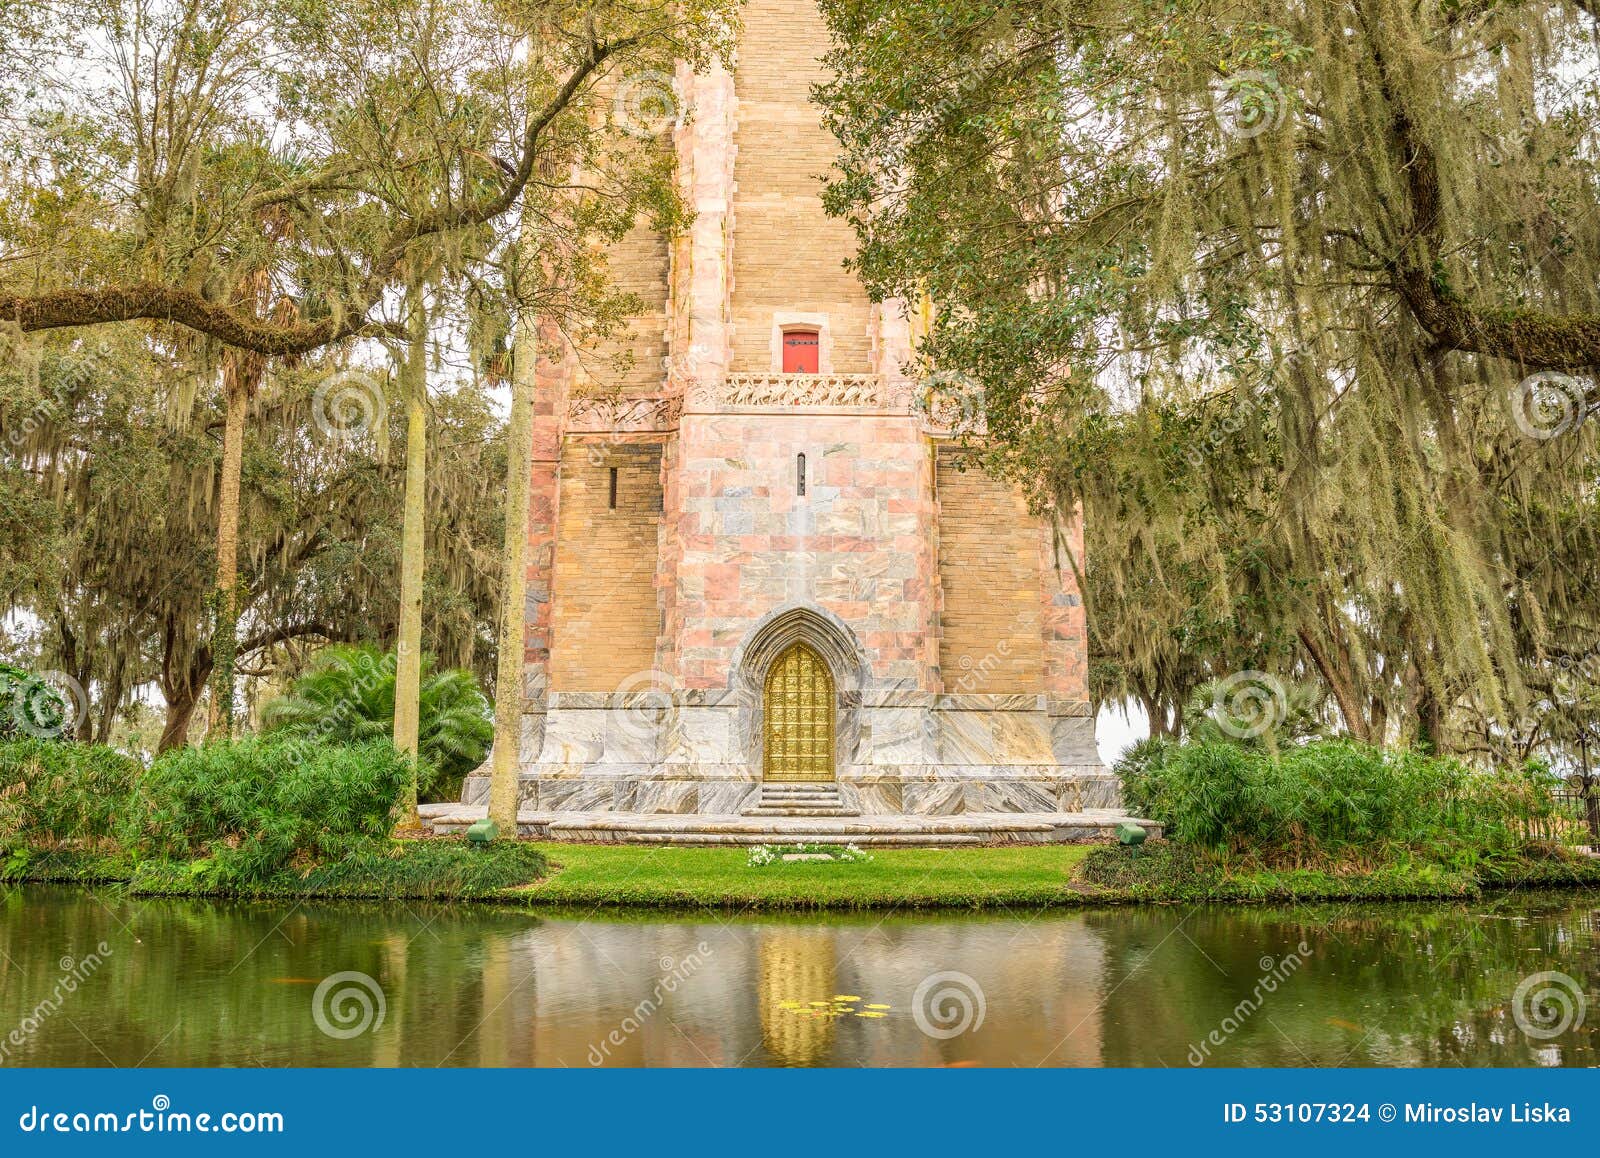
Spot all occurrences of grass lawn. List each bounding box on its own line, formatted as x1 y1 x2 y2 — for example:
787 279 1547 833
508 842 1098 910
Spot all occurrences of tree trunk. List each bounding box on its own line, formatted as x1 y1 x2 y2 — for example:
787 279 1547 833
487 312 537 836
159 680 205 752
1297 626 1372 744
209 355 253 739
392 282 428 833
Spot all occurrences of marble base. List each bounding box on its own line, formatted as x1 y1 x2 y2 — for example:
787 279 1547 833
460 691 1119 817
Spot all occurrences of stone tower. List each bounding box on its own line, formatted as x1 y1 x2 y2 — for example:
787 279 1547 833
460 0 1113 817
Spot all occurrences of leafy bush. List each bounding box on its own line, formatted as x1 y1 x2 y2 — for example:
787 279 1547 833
261 645 491 801
135 737 412 884
128 839 546 899
1117 737 1545 866
0 739 141 851
0 662 71 741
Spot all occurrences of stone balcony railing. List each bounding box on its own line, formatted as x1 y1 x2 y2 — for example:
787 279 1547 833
564 372 987 434
708 372 897 409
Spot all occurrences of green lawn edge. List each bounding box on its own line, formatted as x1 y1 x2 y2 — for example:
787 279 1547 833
10 839 1600 911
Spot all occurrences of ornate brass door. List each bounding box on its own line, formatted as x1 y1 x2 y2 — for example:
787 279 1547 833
763 643 836 781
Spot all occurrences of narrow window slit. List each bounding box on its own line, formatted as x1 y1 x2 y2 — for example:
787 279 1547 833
608 466 618 509
796 453 807 496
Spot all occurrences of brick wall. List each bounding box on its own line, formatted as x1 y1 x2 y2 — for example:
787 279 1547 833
729 0 873 372
936 449 1045 693
548 442 664 690
583 223 672 394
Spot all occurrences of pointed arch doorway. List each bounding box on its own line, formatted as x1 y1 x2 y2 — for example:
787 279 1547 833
763 642 836 782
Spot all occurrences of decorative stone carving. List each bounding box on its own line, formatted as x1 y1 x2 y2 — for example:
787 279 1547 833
703 372 893 410
566 393 682 433
913 372 988 437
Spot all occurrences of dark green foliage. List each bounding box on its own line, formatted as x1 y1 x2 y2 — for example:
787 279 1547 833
0 662 70 740
1118 737 1554 866
261 645 492 801
127 839 546 900
0 738 140 850
134 737 412 885
1077 843 1485 903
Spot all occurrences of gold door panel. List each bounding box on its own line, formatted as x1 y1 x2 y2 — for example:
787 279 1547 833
763 643 836 782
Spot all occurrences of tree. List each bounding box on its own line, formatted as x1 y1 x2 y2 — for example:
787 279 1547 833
818 0 1600 752
0 331 507 749
486 305 536 835
393 279 430 829
0 0 736 358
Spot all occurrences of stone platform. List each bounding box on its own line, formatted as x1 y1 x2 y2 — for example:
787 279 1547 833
419 803 1159 847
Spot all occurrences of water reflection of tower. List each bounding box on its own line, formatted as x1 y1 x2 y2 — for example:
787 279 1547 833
758 927 839 1066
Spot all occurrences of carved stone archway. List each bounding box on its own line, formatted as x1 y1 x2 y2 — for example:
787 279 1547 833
731 605 870 781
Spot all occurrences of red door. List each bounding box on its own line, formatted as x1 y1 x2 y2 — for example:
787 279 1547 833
782 329 820 374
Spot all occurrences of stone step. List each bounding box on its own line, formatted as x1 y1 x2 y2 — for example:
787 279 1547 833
554 830 990 847
419 802 1161 847
743 783 858 818
743 808 862 817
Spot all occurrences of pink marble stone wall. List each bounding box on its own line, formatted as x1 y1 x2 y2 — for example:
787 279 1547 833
657 410 939 690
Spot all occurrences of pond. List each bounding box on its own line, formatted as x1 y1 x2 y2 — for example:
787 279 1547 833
1 886 1595 1067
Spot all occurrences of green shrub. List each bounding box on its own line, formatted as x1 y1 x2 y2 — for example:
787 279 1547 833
129 839 546 899
1116 737 1544 865
0 662 71 741
135 737 412 883
260 645 492 801
0 739 141 851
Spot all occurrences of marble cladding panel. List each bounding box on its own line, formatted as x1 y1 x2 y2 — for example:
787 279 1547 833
536 705 665 766
660 703 739 763
933 707 1055 765
859 705 937 765
1049 715 1102 764
626 780 701 814
662 411 939 691
697 782 762 815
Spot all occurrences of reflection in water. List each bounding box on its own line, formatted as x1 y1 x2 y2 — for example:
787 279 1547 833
759 928 837 1066
0 887 1594 1067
